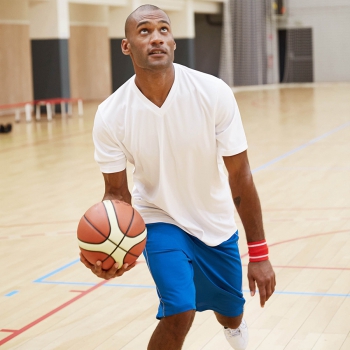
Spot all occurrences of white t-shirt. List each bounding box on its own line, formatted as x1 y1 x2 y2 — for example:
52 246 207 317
93 63 248 246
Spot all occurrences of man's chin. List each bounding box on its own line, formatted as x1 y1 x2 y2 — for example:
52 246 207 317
146 59 173 69
134 56 174 72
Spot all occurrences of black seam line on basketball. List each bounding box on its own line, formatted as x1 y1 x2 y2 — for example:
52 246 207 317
125 208 135 236
107 207 135 261
111 246 137 257
81 215 109 241
81 216 119 246
102 201 112 238
123 237 146 256
110 202 135 245
126 237 147 257
111 200 128 234
79 248 110 263
129 228 147 237
109 237 147 258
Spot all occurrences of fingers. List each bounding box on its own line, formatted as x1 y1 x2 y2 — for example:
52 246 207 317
80 252 93 269
258 281 270 307
248 274 256 297
259 271 276 307
82 259 134 280
248 261 276 308
80 252 134 279
125 261 137 271
259 287 266 307
92 260 105 277
95 262 119 280
271 272 276 295
80 254 110 279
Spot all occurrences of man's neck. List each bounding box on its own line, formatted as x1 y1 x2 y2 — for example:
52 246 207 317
134 64 175 108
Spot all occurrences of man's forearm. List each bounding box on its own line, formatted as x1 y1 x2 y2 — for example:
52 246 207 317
224 153 275 304
102 171 132 205
228 172 265 243
102 188 132 205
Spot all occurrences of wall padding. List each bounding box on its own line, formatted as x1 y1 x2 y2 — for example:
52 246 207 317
69 26 112 100
0 24 33 104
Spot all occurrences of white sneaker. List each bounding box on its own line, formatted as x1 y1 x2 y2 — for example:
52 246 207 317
223 319 249 350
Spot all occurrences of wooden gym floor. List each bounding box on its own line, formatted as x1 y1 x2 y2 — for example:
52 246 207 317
1 83 350 350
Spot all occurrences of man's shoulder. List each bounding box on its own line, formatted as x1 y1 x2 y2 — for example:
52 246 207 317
98 76 135 115
174 64 231 105
175 63 224 86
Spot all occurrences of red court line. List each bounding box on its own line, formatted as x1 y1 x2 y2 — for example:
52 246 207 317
1 229 349 346
0 280 108 346
0 231 75 240
26 233 50 237
240 229 350 259
263 207 350 211
1 207 349 229
0 220 77 228
0 129 91 154
242 264 350 271
272 265 350 271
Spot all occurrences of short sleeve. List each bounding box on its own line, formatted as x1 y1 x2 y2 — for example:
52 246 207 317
215 81 248 156
93 109 127 173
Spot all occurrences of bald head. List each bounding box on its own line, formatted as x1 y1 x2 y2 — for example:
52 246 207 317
124 4 170 38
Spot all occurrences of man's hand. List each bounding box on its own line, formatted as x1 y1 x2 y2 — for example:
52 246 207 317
247 260 276 307
80 253 136 280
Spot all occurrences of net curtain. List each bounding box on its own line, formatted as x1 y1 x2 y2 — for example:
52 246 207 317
220 0 269 86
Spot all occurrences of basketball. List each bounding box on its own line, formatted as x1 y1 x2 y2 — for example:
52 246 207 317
77 199 147 270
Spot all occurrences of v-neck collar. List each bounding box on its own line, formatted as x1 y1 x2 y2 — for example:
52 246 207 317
132 64 178 116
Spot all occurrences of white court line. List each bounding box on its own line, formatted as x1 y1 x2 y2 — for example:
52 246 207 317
252 121 350 174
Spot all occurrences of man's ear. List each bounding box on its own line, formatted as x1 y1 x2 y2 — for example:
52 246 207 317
121 39 131 56
174 40 176 51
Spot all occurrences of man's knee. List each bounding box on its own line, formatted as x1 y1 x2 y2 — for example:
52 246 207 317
161 310 195 336
214 311 243 329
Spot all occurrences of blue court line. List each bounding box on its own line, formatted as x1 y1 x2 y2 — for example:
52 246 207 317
33 259 156 289
268 166 350 171
36 280 156 289
4 290 19 297
33 258 80 283
242 289 350 298
252 120 350 174
33 259 350 298
31 121 350 297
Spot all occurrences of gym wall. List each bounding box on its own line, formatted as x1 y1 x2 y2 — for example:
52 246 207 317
0 0 224 104
1 0 350 106
29 0 71 101
69 3 112 100
0 0 33 105
278 0 350 83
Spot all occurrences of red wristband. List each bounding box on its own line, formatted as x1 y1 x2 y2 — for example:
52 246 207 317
248 239 269 262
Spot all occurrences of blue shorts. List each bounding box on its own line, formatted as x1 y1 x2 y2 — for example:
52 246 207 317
143 223 245 319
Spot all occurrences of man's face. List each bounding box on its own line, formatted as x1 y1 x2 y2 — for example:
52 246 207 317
122 9 176 71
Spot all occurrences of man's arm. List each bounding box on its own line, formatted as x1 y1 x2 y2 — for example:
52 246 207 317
80 169 135 280
102 170 132 204
223 151 276 307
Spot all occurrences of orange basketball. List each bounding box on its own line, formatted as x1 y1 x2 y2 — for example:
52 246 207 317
77 199 147 270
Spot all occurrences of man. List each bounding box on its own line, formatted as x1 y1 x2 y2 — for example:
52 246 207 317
81 4 276 350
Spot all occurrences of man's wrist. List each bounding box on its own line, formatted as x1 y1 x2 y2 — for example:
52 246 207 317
248 239 269 262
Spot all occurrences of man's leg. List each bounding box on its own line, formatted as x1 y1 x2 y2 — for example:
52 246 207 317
214 312 248 350
214 311 243 329
148 310 196 350
144 224 197 349
189 231 248 350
